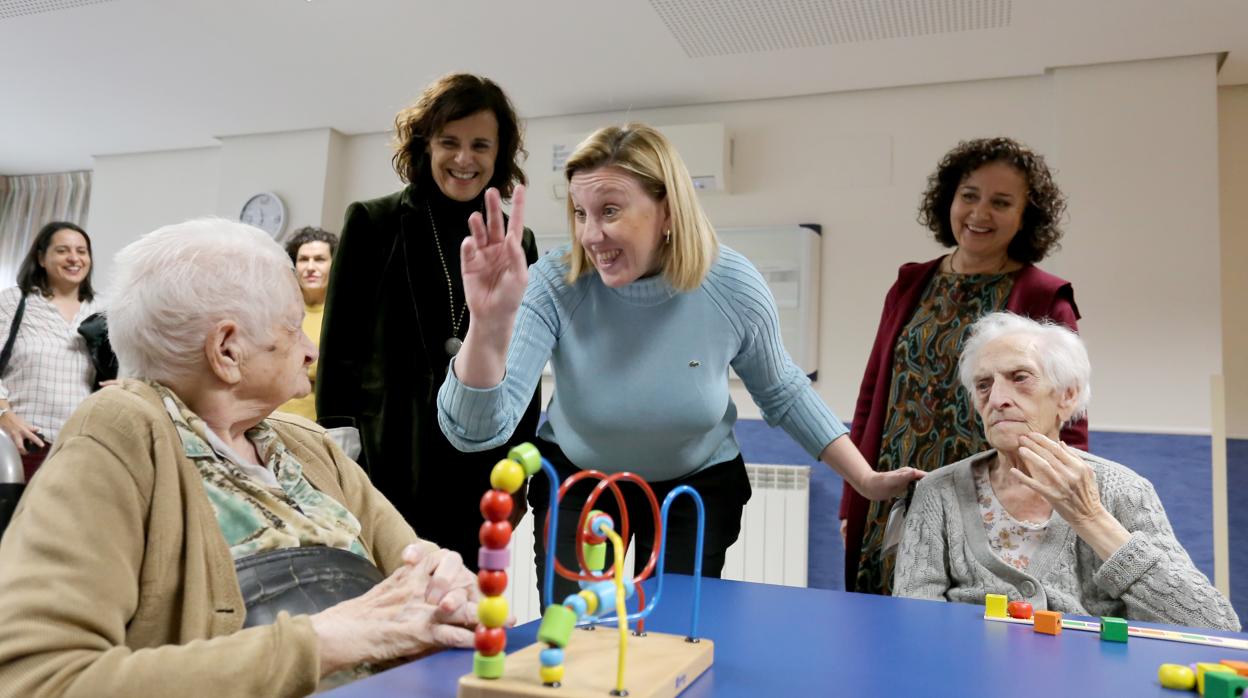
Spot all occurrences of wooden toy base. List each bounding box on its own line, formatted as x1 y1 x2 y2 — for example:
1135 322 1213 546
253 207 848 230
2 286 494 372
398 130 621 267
458 628 714 698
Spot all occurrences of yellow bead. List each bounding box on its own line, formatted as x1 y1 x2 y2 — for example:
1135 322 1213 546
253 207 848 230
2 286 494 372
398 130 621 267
1158 664 1196 691
490 459 526 494
578 589 599 615
540 664 565 684
478 595 509 628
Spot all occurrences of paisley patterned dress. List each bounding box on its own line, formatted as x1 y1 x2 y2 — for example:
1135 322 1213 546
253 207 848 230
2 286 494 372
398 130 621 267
854 269 1015 595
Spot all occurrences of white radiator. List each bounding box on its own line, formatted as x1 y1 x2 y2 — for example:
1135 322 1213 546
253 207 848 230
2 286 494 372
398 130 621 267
503 464 811 624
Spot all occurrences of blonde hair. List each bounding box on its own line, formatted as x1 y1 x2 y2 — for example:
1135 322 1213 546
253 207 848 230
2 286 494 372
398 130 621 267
563 124 718 291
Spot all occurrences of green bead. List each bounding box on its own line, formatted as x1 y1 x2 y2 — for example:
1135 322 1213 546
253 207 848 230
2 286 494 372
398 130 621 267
1099 616 1127 642
537 604 577 648
583 541 607 571
508 442 543 477
1205 671 1248 698
473 651 506 679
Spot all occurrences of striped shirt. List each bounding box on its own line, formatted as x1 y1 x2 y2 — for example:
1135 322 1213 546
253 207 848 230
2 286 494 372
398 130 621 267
0 286 97 444
438 244 847 481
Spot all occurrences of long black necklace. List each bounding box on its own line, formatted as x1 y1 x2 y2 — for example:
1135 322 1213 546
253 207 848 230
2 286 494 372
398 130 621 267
426 203 468 357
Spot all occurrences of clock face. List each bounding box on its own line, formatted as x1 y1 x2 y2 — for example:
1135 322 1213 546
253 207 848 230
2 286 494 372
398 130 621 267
240 192 286 238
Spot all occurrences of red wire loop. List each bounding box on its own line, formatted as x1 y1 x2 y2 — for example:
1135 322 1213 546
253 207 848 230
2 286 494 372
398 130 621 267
542 470 664 586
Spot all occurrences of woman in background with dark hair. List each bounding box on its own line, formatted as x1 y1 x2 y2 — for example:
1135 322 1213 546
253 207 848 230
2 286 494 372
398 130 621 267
317 73 541 568
0 221 99 479
841 137 1089 596
278 226 338 421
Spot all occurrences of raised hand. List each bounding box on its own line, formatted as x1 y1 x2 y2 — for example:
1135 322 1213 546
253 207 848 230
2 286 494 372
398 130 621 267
1011 433 1104 525
1010 432 1130 560
461 186 528 332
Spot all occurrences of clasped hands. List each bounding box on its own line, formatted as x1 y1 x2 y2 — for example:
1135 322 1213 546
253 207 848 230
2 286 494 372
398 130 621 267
311 542 494 677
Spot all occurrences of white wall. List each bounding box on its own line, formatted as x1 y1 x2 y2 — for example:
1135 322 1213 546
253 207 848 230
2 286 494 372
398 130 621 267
1219 84 1248 439
86 55 1227 433
90 146 222 286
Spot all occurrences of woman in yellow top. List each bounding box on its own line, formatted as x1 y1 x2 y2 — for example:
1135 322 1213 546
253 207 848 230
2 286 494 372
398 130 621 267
279 227 338 420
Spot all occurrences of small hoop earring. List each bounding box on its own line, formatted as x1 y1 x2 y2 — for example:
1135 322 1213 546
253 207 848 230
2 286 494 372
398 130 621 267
664 229 672 244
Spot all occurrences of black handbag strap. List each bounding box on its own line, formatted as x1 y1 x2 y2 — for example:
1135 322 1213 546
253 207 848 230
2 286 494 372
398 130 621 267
0 294 27 378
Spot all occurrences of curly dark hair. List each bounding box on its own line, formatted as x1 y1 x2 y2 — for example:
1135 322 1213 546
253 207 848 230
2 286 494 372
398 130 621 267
284 226 338 263
391 73 527 199
918 137 1067 264
17 221 95 301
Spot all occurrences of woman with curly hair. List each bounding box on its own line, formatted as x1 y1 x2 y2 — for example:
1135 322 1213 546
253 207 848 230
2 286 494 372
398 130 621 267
317 74 541 568
841 137 1089 595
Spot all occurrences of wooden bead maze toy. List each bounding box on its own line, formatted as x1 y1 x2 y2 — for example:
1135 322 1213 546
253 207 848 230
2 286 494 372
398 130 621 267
459 442 714 698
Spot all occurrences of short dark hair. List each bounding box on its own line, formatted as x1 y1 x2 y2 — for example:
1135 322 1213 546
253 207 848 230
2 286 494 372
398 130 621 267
391 73 527 198
18 221 95 301
918 137 1067 264
284 226 339 263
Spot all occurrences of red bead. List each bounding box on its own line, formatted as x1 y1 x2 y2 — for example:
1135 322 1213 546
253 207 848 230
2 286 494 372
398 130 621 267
480 490 513 523
480 520 513 549
474 625 506 655
478 569 508 596
1008 601 1034 620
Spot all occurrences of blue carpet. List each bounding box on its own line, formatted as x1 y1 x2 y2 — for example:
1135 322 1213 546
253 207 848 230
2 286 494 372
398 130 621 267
735 420 1231 604
1230 438 1248 623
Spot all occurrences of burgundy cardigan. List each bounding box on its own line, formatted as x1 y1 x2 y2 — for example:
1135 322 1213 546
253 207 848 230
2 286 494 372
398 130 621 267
840 257 1086 590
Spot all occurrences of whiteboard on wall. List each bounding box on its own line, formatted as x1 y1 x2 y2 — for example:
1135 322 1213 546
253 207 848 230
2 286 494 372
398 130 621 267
534 224 822 379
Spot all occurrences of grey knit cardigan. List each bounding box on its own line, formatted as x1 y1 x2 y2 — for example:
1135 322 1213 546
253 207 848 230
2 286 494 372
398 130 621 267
893 449 1241 632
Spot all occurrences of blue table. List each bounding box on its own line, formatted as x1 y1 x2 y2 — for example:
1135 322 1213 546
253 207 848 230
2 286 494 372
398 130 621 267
326 575 1248 697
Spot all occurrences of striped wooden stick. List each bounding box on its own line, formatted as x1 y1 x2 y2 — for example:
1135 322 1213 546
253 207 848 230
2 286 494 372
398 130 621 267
984 615 1248 651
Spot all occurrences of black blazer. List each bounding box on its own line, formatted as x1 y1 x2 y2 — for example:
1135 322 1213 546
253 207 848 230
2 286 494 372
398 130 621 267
317 184 542 561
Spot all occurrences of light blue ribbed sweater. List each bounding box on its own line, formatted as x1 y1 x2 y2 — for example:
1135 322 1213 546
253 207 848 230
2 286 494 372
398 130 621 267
437 244 847 481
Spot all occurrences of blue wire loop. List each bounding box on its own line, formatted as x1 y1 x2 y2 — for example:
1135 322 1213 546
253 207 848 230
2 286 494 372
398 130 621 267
539 461 707 640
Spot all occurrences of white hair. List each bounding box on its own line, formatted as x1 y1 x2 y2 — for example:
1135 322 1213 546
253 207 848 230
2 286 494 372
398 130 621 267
958 312 1091 424
108 218 300 383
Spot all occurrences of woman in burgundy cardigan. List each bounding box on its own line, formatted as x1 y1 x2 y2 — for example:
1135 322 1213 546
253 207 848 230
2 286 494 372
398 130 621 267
842 137 1088 595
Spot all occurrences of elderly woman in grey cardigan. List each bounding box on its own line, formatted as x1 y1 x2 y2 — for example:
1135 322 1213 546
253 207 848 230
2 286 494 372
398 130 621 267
893 312 1239 631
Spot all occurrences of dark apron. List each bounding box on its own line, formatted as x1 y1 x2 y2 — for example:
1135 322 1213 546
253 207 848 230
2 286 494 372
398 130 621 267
234 545 384 628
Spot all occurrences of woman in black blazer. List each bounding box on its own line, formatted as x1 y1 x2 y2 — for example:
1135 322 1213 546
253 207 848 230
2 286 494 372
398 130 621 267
317 73 541 568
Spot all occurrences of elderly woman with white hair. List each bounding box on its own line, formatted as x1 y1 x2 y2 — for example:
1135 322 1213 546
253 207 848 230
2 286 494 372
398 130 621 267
0 219 482 697
893 312 1239 631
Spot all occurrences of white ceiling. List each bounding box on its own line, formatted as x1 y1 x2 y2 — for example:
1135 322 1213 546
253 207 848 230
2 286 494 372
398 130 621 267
2 0 1246 175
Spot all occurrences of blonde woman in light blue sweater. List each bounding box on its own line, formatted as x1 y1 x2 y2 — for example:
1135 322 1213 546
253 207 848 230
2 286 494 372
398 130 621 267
438 123 923 598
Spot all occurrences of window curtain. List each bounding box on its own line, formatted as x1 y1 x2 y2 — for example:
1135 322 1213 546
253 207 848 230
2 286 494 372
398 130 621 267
0 171 92 287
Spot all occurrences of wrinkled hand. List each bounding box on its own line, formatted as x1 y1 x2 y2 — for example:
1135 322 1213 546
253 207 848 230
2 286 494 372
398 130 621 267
309 544 481 677
462 186 528 332
1010 433 1105 526
401 542 481 611
857 467 925 501
0 410 43 455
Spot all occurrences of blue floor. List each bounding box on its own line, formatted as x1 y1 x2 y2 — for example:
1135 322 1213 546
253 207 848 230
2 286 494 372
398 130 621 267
734 419 1246 623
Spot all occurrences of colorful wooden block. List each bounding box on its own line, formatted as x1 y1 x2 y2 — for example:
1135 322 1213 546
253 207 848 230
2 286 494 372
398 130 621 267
1033 610 1062 635
1100 616 1128 642
984 593 1008 618
1198 663 1239 694
1222 660 1248 678
1203 671 1248 698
